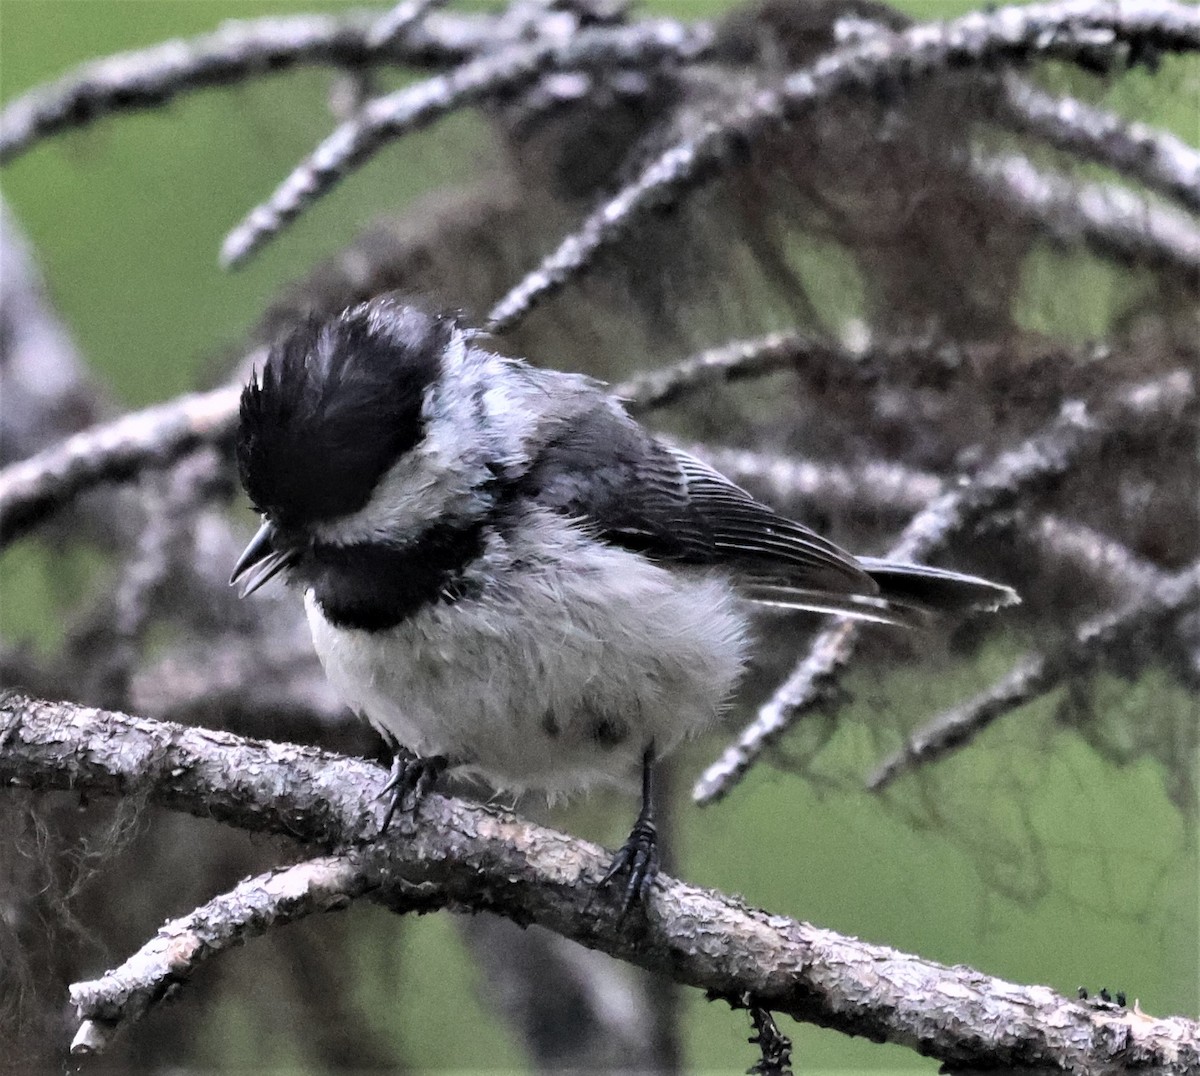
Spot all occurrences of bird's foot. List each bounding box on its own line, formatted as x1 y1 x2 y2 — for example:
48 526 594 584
600 814 659 916
377 751 447 834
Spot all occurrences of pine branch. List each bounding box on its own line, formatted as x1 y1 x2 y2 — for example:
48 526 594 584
3 692 1198 1073
0 9 494 165
69 855 386 1055
220 20 714 268
485 0 1200 333
693 369 1196 806
993 74 1200 215
0 382 240 548
867 559 1200 791
974 151 1200 279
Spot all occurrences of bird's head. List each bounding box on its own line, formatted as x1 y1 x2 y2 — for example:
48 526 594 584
230 297 464 596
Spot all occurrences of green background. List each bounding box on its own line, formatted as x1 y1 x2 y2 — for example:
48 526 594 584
1 1 1196 1072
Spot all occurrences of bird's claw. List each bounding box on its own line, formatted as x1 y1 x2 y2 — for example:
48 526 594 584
377 752 446 834
600 816 659 917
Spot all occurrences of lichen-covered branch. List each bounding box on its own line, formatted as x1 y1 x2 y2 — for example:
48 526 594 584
693 369 1196 805
616 330 857 413
0 9 498 165
2 693 1198 1074
867 560 1200 791
994 74 1200 214
69 855 382 1055
485 0 1200 333
0 382 240 548
974 151 1200 279
220 19 714 267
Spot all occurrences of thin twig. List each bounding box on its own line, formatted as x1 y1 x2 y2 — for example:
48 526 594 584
485 0 1200 333
0 382 241 548
0 10 500 165
867 560 1200 791
993 74 1200 214
69 855 382 1054
693 369 1196 805
834 14 1200 215
3 694 1197 1074
746 1005 794 1076
368 0 449 51
221 20 714 268
616 330 860 413
975 151 1200 279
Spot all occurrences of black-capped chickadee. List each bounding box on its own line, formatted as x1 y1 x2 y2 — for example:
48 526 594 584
231 296 1016 910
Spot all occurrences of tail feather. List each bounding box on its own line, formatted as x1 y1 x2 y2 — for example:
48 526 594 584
857 558 1020 616
743 561 1018 627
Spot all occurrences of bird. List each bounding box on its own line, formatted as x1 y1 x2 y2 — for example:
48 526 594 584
231 295 1017 912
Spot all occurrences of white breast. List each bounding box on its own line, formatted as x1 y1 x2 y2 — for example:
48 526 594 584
304 509 749 797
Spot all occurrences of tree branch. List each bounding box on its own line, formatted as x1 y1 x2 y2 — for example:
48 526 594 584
694 369 1196 805
0 9 499 165
867 559 1200 791
973 151 1200 279
993 74 1200 214
220 19 714 268
485 0 1200 333
0 382 240 548
2 693 1198 1073
68 854 384 1055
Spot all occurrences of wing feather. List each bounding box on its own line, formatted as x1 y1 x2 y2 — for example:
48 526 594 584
516 404 873 596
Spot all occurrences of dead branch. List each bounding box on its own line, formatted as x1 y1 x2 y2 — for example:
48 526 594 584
616 329 859 413
220 19 714 268
2 693 1198 1074
867 560 1200 791
693 369 1197 805
974 151 1200 278
0 382 240 548
368 0 449 52
485 0 1200 333
0 9 500 165
993 74 1200 214
69 854 383 1055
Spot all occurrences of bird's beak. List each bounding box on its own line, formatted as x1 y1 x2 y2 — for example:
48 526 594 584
230 520 297 597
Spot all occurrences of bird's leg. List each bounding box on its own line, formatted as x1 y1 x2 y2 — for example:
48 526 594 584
601 744 660 915
378 746 447 834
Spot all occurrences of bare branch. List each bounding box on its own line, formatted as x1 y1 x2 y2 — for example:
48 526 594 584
616 330 857 413
0 382 240 548
747 1005 794 1076
69 855 381 1054
867 560 1200 791
0 9 501 165
3 694 1198 1073
994 74 1200 214
220 20 714 268
693 369 1197 805
485 0 1200 333
835 14 1200 215
368 0 448 51
975 151 1200 279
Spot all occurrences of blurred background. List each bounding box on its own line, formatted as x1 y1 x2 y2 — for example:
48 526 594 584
1 0 1197 1072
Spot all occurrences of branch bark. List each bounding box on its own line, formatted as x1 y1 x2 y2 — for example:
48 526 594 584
694 369 1197 805
0 383 240 548
2 693 1197 1074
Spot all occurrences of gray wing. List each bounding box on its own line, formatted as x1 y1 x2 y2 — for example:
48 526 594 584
515 403 879 601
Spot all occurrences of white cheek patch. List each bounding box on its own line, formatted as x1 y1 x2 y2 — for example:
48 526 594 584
311 333 533 548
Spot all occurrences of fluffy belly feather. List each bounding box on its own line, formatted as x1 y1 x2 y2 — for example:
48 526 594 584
304 517 748 796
